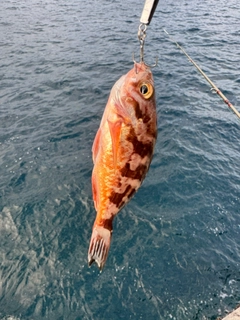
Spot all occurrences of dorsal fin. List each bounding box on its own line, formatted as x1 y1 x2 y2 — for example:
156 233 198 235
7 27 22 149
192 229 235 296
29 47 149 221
92 128 101 163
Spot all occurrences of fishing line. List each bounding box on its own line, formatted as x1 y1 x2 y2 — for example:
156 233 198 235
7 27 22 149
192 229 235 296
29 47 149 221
164 29 240 119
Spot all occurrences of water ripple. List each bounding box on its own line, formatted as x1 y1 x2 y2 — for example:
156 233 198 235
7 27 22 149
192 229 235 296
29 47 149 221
0 0 240 319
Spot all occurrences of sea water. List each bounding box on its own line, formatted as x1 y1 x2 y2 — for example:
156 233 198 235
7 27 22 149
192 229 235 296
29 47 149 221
0 0 239 319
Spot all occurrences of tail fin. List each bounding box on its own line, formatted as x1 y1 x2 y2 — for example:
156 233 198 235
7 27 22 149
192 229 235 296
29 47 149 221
88 225 112 271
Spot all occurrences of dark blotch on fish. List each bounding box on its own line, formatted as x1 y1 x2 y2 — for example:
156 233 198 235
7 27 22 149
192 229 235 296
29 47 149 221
103 218 113 231
134 102 143 119
120 162 147 180
127 128 153 158
109 185 136 209
134 102 151 123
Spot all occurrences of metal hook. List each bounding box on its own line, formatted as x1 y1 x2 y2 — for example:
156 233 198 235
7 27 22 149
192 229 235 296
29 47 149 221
132 0 159 68
138 23 147 63
132 53 158 69
133 23 158 68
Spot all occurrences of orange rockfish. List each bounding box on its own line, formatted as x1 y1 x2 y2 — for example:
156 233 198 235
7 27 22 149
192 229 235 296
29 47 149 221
88 62 157 270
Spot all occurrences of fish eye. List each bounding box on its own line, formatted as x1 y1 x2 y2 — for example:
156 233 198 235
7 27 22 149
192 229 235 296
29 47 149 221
140 85 148 94
139 83 153 99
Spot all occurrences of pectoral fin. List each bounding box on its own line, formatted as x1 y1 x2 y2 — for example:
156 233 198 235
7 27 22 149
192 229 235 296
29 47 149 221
107 119 122 170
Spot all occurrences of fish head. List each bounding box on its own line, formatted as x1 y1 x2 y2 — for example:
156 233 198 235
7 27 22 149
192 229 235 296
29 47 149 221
113 62 156 125
124 62 155 98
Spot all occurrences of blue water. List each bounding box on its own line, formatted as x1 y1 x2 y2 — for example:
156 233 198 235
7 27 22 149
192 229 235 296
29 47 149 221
0 0 239 319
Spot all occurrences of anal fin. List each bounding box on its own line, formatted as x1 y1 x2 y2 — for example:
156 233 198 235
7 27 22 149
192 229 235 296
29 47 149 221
91 173 98 211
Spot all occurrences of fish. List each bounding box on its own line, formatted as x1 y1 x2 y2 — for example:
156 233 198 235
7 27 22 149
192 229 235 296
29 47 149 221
88 62 157 270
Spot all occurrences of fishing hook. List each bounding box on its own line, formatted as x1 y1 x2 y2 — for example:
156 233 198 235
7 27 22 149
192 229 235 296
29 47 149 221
133 0 159 68
133 23 158 68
